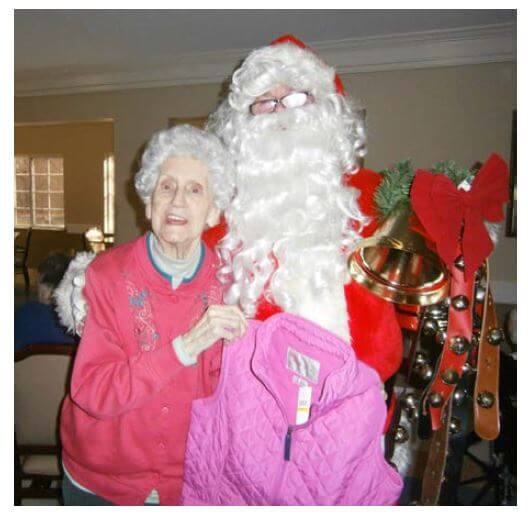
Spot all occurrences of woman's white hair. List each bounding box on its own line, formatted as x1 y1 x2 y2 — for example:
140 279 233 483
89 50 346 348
135 124 234 210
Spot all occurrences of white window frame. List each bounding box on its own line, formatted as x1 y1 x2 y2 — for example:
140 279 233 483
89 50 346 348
14 155 65 230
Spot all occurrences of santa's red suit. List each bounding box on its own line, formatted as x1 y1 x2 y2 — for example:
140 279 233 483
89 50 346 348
204 167 403 383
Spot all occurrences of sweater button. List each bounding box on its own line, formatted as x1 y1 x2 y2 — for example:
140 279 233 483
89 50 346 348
161 406 169 415
158 442 165 449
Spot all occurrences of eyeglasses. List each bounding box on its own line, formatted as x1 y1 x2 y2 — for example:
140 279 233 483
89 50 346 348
249 91 313 116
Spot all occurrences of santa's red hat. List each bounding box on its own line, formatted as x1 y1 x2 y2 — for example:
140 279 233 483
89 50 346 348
270 34 346 96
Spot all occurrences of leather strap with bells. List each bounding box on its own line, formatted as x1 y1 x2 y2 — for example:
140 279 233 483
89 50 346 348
423 260 475 430
474 262 501 440
420 400 452 505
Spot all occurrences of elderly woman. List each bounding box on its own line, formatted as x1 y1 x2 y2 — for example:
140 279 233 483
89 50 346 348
59 125 246 506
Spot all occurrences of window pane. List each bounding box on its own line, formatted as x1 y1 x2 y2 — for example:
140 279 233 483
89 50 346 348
49 192 63 209
15 208 31 227
50 175 64 192
34 209 49 225
16 175 30 191
35 192 49 209
15 156 30 175
50 209 64 227
34 175 48 191
49 158 63 175
16 192 30 208
33 158 48 175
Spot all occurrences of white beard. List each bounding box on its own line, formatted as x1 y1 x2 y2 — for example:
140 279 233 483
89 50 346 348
218 104 365 341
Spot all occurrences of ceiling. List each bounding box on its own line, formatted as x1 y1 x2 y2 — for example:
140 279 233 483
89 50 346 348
14 9 516 96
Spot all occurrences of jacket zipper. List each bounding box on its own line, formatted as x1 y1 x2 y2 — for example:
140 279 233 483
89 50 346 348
271 425 293 504
284 427 293 461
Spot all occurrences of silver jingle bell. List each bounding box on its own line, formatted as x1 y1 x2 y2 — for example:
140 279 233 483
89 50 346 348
414 363 434 381
449 335 471 355
428 392 444 408
435 330 447 346
449 417 463 435
414 352 428 365
454 255 465 271
441 369 460 385
441 297 452 310
452 295 470 311
453 389 468 406
475 285 487 303
422 318 439 336
426 305 447 319
477 391 495 409
393 426 410 444
461 362 475 375
402 393 419 411
487 328 504 346
475 265 486 281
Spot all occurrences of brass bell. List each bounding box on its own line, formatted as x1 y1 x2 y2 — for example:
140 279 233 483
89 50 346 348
348 201 449 305
449 336 471 355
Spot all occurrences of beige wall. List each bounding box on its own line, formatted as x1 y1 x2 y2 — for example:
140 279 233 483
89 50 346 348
15 121 114 267
15 121 114 229
15 61 516 296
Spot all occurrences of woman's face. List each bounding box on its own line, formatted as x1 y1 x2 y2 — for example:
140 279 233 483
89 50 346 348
146 156 219 259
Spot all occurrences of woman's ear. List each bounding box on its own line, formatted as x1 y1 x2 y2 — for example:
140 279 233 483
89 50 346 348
206 204 221 228
145 201 152 221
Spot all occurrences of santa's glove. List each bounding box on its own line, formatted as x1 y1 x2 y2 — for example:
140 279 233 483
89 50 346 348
54 252 95 336
173 305 247 365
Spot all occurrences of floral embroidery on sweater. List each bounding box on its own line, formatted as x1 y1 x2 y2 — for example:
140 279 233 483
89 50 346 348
123 276 159 352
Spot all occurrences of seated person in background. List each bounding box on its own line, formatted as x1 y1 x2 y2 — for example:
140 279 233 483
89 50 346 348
14 252 77 350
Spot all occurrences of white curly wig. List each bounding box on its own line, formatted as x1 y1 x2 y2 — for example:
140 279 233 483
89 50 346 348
208 42 366 168
135 124 235 211
207 41 368 330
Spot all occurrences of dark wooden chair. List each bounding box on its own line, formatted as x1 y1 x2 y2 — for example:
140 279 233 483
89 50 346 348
15 228 32 294
14 343 77 505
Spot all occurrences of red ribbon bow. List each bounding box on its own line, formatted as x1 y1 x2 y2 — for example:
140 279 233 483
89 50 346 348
410 153 509 277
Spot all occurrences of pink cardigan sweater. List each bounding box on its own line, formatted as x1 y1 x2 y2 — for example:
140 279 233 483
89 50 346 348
60 235 222 505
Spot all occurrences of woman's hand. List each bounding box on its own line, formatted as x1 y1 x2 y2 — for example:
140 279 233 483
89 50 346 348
181 305 247 360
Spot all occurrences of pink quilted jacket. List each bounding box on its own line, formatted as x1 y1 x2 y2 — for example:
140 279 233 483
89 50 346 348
181 313 403 505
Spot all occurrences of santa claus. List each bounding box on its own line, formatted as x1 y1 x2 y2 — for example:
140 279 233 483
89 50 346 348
204 35 402 381
57 35 402 383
